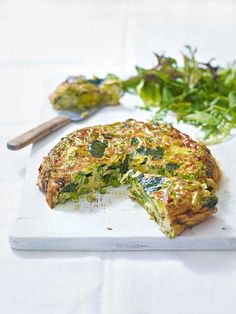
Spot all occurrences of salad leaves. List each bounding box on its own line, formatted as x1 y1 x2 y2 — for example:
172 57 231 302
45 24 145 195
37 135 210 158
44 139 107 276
122 46 236 144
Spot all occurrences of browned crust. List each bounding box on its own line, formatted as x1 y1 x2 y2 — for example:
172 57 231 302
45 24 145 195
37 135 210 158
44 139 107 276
38 119 221 225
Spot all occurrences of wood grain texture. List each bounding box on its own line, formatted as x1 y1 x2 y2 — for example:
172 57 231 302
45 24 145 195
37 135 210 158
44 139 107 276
7 115 70 150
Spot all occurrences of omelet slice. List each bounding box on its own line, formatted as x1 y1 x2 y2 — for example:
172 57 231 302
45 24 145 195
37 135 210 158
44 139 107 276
125 170 218 238
49 75 121 111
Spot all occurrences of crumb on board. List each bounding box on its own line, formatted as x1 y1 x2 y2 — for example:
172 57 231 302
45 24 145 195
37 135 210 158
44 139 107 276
107 227 113 231
222 226 229 231
86 193 97 202
74 203 81 211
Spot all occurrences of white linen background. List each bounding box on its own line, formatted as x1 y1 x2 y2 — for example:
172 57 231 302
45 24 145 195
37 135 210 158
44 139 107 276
1 0 236 313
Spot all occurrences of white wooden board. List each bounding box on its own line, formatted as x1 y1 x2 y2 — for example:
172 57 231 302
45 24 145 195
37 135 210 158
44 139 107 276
9 75 236 250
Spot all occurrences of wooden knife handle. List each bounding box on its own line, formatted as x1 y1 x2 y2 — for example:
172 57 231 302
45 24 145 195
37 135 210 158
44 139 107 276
7 115 70 150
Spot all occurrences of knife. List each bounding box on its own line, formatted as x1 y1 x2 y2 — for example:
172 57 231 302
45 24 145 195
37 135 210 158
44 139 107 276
7 107 103 150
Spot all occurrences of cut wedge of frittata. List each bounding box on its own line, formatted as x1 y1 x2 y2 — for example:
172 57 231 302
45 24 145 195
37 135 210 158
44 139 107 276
38 119 221 238
124 170 218 238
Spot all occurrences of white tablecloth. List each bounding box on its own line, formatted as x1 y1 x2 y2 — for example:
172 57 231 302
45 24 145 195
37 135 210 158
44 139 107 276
1 1 236 313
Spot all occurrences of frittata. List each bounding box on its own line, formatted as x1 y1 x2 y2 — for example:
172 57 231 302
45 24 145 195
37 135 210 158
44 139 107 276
49 75 121 111
38 119 221 238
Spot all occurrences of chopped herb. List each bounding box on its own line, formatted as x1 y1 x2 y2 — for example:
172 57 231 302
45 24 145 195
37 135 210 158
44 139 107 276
70 192 79 201
108 164 119 170
136 146 164 160
120 155 130 174
155 166 166 175
203 196 218 210
140 157 148 165
112 178 120 187
87 77 104 86
74 172 84 182
99 187 107 194
131 137 139 146
181 173 196 180
103 173 111 184
88 140 108 158
166 163 180 171
62 182 78 192
137 174 165 194
83 177 89 184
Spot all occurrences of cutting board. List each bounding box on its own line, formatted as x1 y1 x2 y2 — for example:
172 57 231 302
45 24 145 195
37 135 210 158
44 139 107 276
9 76 236 250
